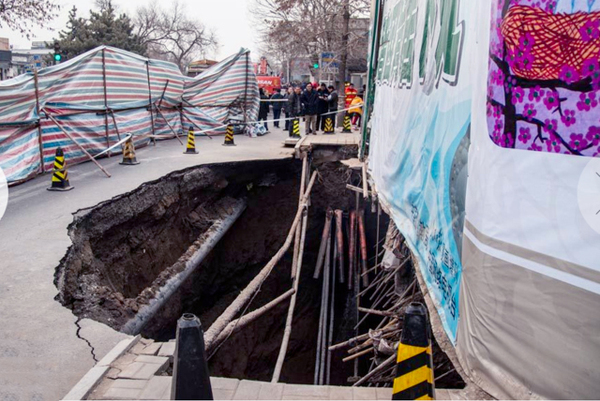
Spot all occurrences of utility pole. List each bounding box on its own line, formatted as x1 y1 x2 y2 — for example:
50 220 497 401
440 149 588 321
337 0 350 125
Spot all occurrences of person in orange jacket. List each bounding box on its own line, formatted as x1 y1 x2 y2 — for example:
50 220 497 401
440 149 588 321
345 82 357 109
349 95 363 129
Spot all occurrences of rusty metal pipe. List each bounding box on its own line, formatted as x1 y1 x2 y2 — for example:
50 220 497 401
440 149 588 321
357 209 369 287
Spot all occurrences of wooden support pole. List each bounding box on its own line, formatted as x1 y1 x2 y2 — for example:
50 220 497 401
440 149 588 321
101 49 111 155
108 110 122 142
342 347 372 363
45 113 111 178
346 184 373 196
272 205 309 383
33 68 45 173
180 112 213 139
204 171 318 351
292 155 307 279
352 354 396 387
211 289 295 348
145 60 156 144
154 107 184 145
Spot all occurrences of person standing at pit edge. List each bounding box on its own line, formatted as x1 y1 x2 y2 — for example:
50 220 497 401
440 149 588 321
258 88 270 131
287 86 303 135
349 94 363 129
301 83 319 135
326 85 338 128
345 82 357 110
271 89 284 129
284 87 293 131
316 83 329 133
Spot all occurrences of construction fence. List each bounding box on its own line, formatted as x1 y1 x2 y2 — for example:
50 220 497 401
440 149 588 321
0 46 259 184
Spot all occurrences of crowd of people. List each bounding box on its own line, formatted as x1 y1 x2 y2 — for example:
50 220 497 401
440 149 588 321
257 82 364 135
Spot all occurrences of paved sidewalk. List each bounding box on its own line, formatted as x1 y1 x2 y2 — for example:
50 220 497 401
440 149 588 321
75 336 461 400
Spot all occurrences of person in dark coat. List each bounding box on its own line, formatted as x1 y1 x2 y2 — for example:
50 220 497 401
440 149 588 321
326 85 339 129
271 89 284 128
316 83 329 133
300 83 319 135
287 86 303 135
258 88 269 130
284 87 293 131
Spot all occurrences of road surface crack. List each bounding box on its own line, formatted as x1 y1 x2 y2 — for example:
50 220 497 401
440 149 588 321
75 317 99 363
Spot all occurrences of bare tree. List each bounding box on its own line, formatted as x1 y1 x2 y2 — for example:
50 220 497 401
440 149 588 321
0 0 60 39
251 0 370 82
134 0 218 72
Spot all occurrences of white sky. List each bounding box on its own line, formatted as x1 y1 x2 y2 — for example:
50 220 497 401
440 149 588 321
0 0 260 61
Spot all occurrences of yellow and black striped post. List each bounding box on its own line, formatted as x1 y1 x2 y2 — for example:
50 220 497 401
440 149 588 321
324 115 334 134
289 118 301 139
342 112 352 133
47 147 74 192
392 303 435 400
119 137 140 165
184 126 199 154
223 124 236 146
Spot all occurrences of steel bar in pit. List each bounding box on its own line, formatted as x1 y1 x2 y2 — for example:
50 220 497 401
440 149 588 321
352 354 396 387
326 230 335 385
335 210 345 283
314 234 329 384
358 307 397 318
328 320 399 351
318 233 331 385
314 209 333 279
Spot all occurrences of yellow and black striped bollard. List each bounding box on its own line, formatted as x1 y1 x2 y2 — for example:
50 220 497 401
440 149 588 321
47 147 74 191
223 124 236 146
392 302 435 400
289 118 301 139
342 112 352 133
184 126 199 154
120 137 140 165
324 115 334 134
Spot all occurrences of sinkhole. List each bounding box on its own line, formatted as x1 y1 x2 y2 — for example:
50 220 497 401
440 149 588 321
54 152 464 388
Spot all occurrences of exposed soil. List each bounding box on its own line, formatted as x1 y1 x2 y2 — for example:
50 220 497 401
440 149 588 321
54 152 465 388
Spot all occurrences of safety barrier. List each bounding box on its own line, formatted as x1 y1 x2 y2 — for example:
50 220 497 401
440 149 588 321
47 147 73 192
392 302 435 400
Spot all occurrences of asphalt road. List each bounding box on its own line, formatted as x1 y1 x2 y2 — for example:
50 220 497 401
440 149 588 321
0 128 295 400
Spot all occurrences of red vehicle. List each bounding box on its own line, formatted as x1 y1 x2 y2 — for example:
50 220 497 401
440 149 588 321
256 76 281 96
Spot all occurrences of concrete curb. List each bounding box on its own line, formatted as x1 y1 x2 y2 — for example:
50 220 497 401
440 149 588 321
62 335 141 400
